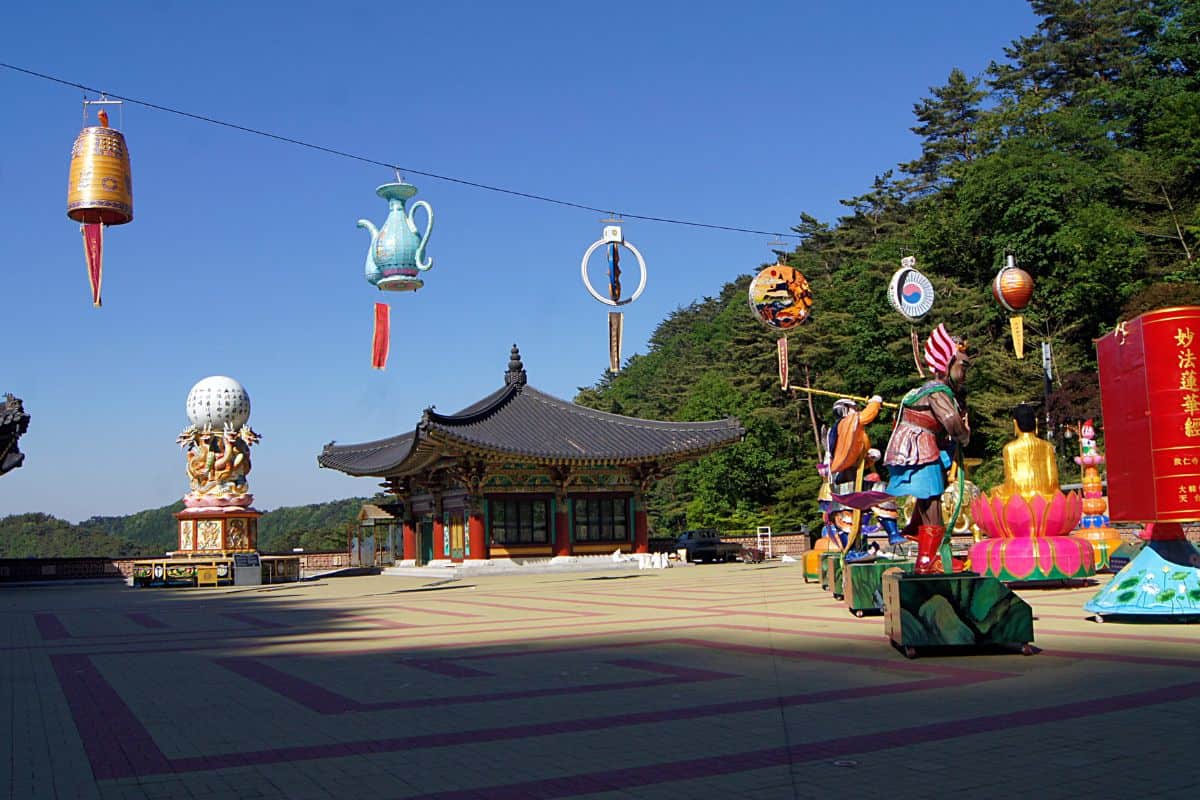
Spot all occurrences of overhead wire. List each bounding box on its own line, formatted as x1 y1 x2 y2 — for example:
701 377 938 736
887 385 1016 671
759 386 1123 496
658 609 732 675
1 62 802 240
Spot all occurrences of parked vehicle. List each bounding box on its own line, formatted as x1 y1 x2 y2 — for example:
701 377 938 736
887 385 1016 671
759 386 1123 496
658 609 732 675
674 529 743 563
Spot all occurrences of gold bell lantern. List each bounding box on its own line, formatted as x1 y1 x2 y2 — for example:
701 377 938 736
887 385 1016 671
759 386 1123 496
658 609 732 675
67 99 133 306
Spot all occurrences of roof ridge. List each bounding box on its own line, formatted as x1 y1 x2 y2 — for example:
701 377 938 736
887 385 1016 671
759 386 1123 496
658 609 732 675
524 387 737 430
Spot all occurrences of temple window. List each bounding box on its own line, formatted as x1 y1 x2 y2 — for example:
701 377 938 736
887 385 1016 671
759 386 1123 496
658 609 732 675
573 497 630 542
489 498 550 544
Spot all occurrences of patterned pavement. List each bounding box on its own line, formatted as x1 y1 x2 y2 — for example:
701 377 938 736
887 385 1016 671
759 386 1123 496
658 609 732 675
3 564 1199 799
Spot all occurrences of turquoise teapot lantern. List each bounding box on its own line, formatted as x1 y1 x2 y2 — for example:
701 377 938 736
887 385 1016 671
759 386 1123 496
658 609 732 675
358 179 434 291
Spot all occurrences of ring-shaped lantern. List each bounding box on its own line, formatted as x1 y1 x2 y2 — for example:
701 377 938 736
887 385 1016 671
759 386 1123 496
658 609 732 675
580 226 647 306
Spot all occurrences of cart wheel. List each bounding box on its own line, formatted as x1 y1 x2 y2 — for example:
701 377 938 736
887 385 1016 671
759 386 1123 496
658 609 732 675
853 609 865 618
1093 614 1104 624
833 593 844 601
903 646 918 660
1021 643 1035 656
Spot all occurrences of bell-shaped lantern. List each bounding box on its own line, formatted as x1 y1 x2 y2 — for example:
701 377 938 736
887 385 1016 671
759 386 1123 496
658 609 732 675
66 99 133 307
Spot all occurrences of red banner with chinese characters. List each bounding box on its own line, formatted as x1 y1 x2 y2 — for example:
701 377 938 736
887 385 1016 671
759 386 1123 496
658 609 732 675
777 337 788 390
371 303 390 370
1098 306 1200 522
81 223 103 307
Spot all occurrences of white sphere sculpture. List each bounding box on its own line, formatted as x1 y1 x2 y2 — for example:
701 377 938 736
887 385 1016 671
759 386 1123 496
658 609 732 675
186 376 251 430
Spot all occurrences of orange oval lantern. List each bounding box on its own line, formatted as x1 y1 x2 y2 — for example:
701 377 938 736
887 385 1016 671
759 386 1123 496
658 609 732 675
993 255 1033 358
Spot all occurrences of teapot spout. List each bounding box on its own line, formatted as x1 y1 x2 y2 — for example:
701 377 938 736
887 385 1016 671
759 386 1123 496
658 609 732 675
357 219 381 285
357 218 379 239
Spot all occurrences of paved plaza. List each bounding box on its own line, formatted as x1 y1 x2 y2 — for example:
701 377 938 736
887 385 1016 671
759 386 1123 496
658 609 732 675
3 563 1199 800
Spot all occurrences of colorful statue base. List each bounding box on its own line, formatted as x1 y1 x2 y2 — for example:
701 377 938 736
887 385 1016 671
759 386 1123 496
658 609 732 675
1084 531 1200 620
174 508 260 554
844 560 914 617
804 537 838 583
883 571 1035 657
820 552 844 598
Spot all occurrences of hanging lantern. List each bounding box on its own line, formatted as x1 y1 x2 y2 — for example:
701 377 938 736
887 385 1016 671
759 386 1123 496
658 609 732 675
66 100 133 307
748 263 812 389
581 224 647 372
993 254 1034 359
357 176 434 369
887 255 936 375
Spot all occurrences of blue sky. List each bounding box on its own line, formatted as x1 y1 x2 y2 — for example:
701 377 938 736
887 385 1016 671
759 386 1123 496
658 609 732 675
0 1 1037 522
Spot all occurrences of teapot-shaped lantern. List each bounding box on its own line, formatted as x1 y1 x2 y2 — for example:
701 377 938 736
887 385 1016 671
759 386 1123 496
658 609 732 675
358 179 434 291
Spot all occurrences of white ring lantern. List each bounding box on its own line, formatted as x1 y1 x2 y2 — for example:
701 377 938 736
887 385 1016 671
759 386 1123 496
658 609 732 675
580 226 648 307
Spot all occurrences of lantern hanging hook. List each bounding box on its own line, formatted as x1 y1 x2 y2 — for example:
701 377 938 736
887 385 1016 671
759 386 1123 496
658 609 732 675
82 93 124 127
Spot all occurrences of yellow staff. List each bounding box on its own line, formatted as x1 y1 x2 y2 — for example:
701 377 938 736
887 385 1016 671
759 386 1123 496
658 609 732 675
787 385 899 409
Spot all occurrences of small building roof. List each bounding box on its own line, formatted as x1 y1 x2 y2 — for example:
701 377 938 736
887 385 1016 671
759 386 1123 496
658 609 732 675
319 346 744 478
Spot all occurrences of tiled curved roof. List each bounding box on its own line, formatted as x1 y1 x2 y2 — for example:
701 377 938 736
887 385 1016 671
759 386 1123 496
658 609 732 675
318 349 744 478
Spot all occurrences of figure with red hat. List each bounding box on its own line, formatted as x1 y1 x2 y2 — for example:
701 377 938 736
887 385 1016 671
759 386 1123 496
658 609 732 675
883 323 971 574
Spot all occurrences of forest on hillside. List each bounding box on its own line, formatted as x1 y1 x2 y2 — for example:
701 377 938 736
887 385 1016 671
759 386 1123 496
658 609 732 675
0 497 372 558
575 0 1200 536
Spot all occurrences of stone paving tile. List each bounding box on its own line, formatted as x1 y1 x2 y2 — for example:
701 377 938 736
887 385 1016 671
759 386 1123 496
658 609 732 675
3 566 1199 799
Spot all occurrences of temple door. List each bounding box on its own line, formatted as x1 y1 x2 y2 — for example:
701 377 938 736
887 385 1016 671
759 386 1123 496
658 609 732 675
418 520 434 566
448 511 465 562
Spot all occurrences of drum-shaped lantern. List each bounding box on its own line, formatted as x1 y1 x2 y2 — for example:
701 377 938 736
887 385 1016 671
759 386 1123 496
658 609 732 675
992 262 1033 313
67 110 133 226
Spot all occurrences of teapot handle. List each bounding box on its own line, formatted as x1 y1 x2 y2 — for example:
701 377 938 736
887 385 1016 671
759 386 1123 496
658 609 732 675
407 200 434 271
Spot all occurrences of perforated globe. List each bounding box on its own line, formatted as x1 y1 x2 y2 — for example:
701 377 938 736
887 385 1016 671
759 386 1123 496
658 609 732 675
185 376 251 430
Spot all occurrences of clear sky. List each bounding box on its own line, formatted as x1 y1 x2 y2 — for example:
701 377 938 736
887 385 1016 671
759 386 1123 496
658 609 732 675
0 1 1038 522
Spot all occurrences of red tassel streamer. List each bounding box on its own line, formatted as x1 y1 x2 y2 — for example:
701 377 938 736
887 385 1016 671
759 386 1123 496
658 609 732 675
371 302 390 370
777 337 789 390
82 223 103 307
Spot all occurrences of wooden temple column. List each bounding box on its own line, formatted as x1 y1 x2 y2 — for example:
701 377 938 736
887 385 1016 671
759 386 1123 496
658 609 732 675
633 492 649 554
467 496 487 560
401 512 416 562
554 490 571 556
551 467 573 556
432 492 446 560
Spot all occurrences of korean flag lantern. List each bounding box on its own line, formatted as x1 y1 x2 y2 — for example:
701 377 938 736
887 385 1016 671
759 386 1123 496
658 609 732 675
887 256 935 374
993 255 1034 359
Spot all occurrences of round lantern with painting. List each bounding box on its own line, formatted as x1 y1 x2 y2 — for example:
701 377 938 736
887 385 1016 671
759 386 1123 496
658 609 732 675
748 259 813 391
993 254 1034 359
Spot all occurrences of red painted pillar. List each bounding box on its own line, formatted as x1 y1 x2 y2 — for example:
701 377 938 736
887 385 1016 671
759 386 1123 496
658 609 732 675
633 495 649 554
554 496 571 556
468 508 487 560
433 515 446 560
402 519 416 561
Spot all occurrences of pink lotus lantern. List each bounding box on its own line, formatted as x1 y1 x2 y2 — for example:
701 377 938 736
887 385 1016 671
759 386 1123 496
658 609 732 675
969 490 1094 581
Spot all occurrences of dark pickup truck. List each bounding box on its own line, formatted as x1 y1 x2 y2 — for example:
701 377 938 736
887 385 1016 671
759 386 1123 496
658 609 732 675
675 529 744 563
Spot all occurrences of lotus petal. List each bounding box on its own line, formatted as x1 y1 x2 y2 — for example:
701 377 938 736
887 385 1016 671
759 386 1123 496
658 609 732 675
1002 539 1037 580
973 496 1000 538
1054 538 1083 576
968 541 989 573
991 495 1013 537
1029 494 1048 537
1004 494 1035 538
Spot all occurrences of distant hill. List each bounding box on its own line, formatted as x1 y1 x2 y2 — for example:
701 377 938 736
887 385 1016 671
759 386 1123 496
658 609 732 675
0 496 376 558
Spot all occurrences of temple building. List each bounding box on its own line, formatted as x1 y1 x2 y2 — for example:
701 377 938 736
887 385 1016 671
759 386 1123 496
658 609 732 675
318 346 744 564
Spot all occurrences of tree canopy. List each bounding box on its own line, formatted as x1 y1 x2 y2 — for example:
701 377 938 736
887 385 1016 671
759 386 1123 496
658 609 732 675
577 0 1199 536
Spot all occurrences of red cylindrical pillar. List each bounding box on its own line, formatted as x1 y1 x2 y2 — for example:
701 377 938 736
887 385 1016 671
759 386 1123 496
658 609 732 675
402 520 416 561
433 515 446 560
554 497 571 556
633 497 649 554
468 510 487 559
